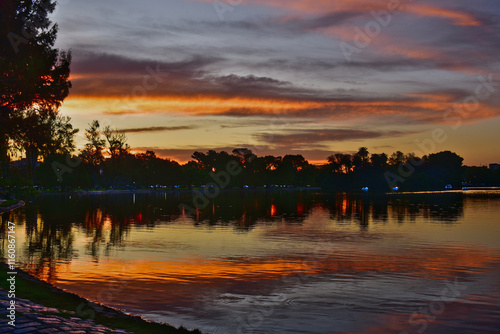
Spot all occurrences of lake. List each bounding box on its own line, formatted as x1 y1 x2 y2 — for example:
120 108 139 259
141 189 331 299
1 190 500 334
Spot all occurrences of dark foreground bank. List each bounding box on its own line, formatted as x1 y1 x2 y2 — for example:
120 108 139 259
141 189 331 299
0 200 25 214
0 263 203 333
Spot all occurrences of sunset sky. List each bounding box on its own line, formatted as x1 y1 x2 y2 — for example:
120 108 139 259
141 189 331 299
51 0 500 165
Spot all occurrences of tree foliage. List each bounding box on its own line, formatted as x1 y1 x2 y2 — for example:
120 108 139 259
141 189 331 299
80 120 105 166
0 0 72 176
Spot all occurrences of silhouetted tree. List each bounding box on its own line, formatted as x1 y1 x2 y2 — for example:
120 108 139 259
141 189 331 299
80 120 105 166
327 153 353 174
388 151 405 165
12 108 78 179
1 0 71 177
370 153 388 168
426 151 464 187
103 126 130 159
232 148 255 165
327 153 342 173
353 147 369 170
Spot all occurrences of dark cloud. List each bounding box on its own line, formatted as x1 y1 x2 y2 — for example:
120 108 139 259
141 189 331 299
71 52 303 99
212 74 289 89
255 129 415 147
283 11 365 30
71 53 219 77
118 126 195 133
73 53 405 108
73 53 437 112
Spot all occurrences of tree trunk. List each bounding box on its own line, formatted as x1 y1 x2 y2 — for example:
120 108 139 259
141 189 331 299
25 145 38 181
0 138 10 177
0 135 10 178
0 109 10 178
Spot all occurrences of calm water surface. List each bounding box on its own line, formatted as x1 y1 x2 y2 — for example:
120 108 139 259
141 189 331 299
1 191 500 333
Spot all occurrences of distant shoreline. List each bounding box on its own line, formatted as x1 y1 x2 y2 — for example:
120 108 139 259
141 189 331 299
6 186 500 200
25 186 323 196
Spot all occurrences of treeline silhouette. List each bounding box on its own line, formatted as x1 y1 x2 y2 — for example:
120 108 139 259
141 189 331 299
3 140 498 193
2 120 499 192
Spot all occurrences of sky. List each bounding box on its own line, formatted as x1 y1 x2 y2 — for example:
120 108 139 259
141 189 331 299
50 0 500 165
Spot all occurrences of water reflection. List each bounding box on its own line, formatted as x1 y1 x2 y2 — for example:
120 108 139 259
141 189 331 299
1 191 499 334
1 191 469 270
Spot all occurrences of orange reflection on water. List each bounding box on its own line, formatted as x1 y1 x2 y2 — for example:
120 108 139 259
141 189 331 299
342 193 348 215
270 204 277 216
38 243 500 289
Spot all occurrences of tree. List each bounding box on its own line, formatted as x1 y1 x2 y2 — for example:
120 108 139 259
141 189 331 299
427 151 463 168
327 154 342 173
80 120 105 166
370 153 388 168
0 0 71 176
388 151 405 165
44 115 79 156
353 147 369 170
103 126 130 159
275 155 308 185
281 155 307 172
262 155 280 171
232 148 254 162
404 152 422 165
327 153 352 174
12 107 78 179
340 153 353 173
426 151 464 187
191 151 208 170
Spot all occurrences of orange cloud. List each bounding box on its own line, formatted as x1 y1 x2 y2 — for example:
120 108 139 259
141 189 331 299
63 93 498 126
410 4 481 26
197 0 482 72
197 0 481 26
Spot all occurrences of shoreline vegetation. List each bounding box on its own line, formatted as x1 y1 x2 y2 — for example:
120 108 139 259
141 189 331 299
0 199 24 213
3 143 500 196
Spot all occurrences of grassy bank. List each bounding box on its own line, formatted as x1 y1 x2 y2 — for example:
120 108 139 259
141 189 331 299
0 199 19 207
0 264 202 333
0 200 24 214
